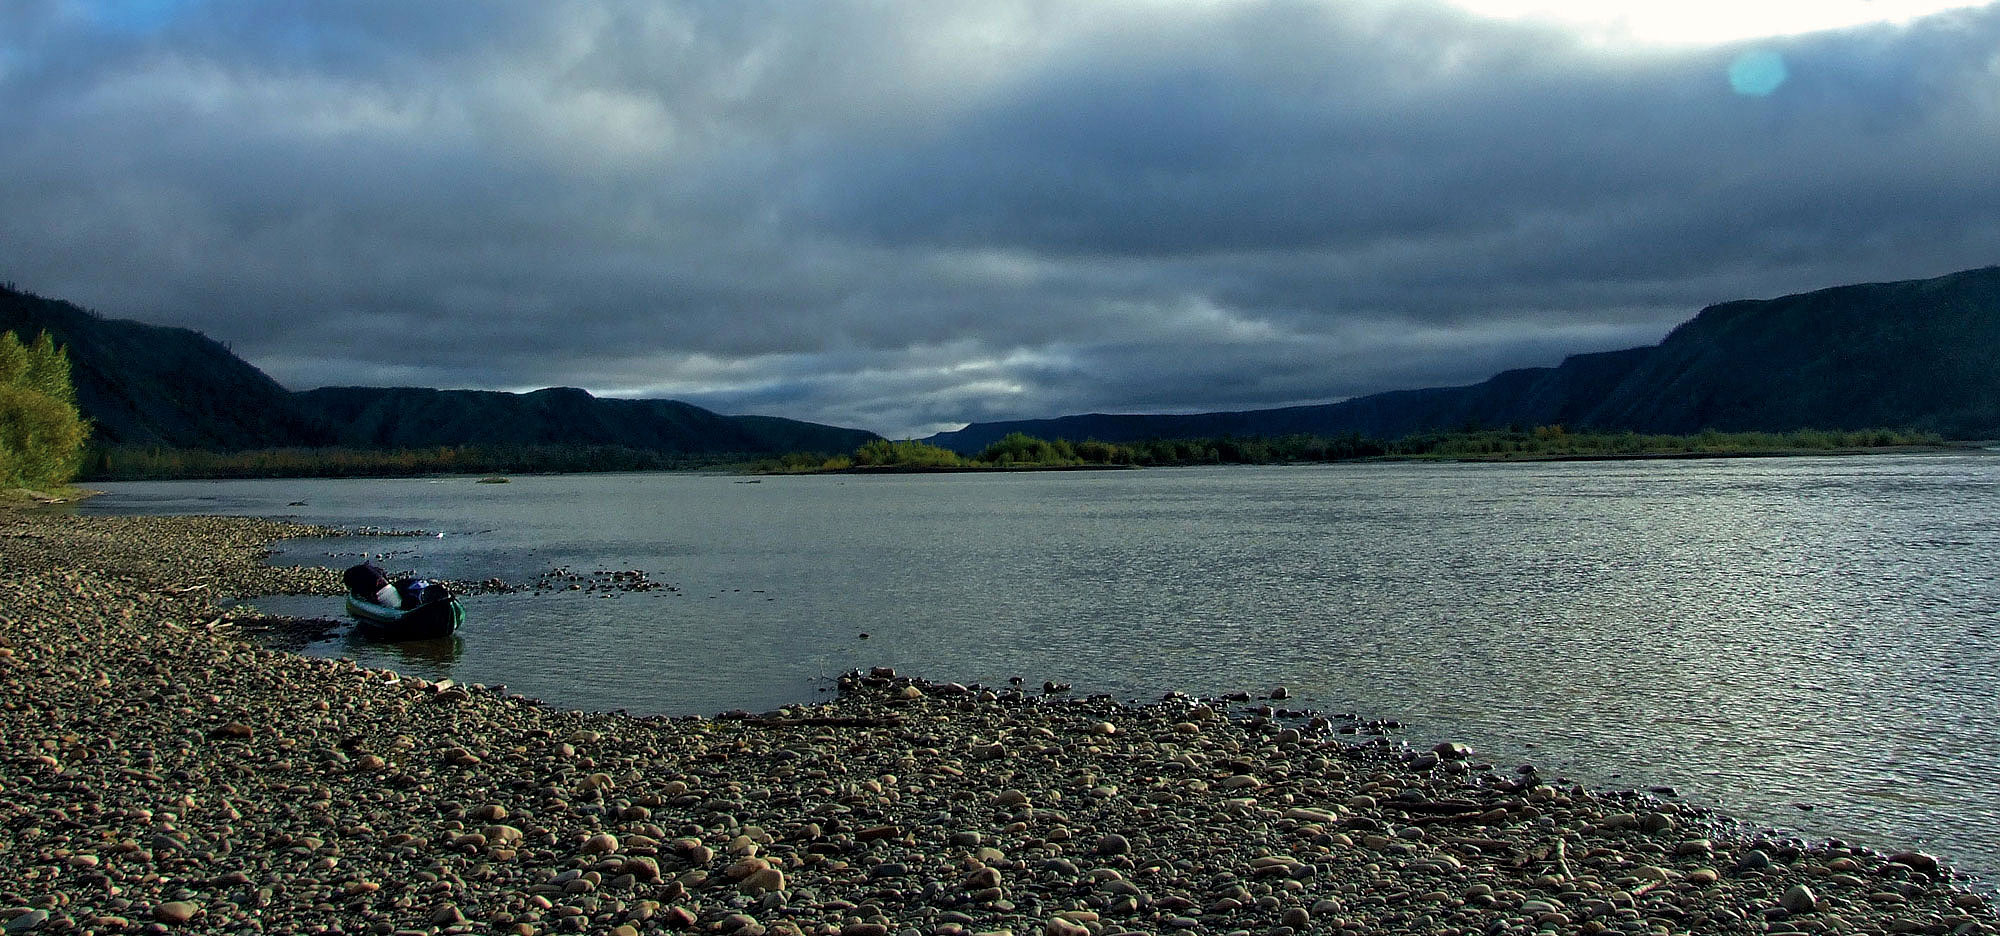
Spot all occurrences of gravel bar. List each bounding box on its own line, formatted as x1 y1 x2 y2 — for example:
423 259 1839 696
1 511 1992 936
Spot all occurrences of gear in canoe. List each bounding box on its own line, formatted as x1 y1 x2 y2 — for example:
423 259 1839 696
342 561 463 640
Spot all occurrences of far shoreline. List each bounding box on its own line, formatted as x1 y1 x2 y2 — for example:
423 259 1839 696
749 442 1986 477
71 429 1972 483
58 443 1981 485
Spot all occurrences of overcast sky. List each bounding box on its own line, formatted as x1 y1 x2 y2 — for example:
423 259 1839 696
3 1 1996 437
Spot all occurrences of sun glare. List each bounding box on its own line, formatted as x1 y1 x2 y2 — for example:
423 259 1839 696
1439 0 1994 45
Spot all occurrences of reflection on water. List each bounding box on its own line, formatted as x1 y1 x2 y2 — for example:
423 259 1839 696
83 456 2000 882
234 594 464 679
344 632 463 678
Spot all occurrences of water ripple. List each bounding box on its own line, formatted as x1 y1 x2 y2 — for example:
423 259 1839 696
88 453 2000 882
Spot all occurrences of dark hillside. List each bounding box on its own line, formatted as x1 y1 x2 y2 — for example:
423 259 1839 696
297 386 878 455
1579 266 2000 436
0 284 331 448
728 414 882 454
3 282 879 458
929 265 2000 452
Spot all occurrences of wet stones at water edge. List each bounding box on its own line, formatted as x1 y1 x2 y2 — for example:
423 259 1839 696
314 558 682 598
0 510 1994 936
525 565 679 595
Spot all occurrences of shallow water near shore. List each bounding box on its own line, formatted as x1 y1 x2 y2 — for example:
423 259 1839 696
82 454 2000 883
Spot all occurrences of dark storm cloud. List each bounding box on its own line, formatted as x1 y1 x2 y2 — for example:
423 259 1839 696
807 4 2000 277
2 1 1996 437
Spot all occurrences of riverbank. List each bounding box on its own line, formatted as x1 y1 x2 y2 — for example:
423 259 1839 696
0 486 96 506
1 510 1992 936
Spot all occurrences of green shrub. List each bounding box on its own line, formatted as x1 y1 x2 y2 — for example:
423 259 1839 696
978 432 1080 466
0 331 89 490
852 439 969 468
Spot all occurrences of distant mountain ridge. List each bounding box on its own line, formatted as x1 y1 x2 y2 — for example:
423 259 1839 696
0 283 878 456
927 265 2000 452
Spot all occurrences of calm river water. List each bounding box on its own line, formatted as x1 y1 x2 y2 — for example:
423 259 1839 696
80 455 2000 882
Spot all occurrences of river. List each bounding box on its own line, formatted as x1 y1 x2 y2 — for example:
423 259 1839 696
79 453 2000 882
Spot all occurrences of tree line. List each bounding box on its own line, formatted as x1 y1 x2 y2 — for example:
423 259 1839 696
75 424 1958 481
751 426 1948 473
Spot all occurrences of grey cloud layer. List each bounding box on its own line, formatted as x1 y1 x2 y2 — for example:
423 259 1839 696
3 0 1996 436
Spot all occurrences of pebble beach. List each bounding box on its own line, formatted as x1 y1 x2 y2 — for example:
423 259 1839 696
1 510 1992 936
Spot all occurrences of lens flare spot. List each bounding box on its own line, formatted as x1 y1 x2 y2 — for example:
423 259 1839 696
1729 50 1789 96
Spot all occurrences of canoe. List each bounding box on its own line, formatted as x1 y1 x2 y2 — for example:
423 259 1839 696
345 593 464 640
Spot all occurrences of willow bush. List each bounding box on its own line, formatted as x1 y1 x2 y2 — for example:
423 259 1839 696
0 331 90 490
